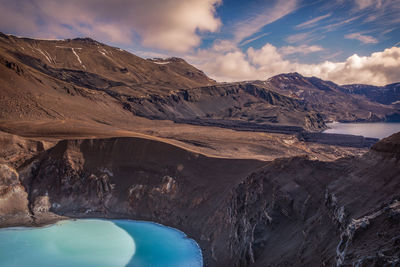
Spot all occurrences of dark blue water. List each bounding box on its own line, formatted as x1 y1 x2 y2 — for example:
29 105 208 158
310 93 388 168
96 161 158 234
0 219 203 267
324 122 400 139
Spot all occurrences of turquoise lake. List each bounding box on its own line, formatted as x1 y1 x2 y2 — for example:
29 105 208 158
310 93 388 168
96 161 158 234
0 219 203 267
324 122 400 139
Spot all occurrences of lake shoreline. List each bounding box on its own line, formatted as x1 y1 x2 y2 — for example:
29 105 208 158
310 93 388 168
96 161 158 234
0 217 203 267
323 122 400 139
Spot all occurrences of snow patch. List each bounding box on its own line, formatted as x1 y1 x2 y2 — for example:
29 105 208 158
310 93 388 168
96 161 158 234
71 48 86 70
34 48 51 63
153 61 170 65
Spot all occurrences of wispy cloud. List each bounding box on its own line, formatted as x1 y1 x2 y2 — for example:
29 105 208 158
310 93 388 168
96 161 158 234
345 32 378 44
320 51 343 61
286 32 311 43
279 45 323 55
296 13 331 29
285 31 325 44
239 32 270 47
321 15 361 31
232 0 298 43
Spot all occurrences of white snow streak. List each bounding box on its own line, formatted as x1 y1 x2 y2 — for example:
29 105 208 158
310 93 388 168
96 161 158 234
35 48 51 63
153 61 170 65
71 48 86 69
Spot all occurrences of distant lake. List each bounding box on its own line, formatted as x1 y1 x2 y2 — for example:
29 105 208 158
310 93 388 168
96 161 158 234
324 122 400 139
0 219 203 267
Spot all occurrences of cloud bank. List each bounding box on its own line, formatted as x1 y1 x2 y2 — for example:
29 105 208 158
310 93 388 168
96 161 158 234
193 44 400 86
0 0 221 52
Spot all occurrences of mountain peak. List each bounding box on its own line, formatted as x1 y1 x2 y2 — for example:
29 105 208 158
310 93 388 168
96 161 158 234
70 37 99 44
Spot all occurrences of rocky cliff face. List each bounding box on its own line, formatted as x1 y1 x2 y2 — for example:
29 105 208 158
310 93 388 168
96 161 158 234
1 132 399 266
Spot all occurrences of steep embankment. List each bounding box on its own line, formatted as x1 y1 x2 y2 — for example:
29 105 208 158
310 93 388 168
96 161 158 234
1 132 399 266
0 135 266 265
212 132 400 266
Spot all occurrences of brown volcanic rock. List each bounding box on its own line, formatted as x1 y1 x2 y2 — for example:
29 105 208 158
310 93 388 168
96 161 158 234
371 132 400 156
124 82 326 131
0 132 397 266
16 136 266 265
220 132 400 266
0 33 398 135
0 33 324 132
0 164 29 219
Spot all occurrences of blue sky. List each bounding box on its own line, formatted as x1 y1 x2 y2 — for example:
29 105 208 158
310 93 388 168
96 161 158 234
0 0 399 85
199 0 399 62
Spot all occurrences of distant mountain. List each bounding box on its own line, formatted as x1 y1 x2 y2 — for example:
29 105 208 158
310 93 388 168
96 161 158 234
340 82 400 105
262 72 399 122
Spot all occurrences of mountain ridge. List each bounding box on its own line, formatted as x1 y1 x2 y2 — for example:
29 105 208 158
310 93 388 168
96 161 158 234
1 33 399 132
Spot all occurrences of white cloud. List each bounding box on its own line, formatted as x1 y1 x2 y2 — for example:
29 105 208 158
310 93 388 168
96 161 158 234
0 0 222 52
355 0 382 9
296 13 331 29
191 44 400 86
345 33 378 44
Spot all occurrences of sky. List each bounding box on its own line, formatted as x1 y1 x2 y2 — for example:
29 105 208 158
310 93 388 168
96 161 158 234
0 0 399 85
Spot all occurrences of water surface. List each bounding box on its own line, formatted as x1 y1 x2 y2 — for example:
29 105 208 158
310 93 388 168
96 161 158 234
323 122 400 139
0 219 202 267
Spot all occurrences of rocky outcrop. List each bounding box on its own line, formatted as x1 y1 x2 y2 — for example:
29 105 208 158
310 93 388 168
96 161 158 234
0 164 29 217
